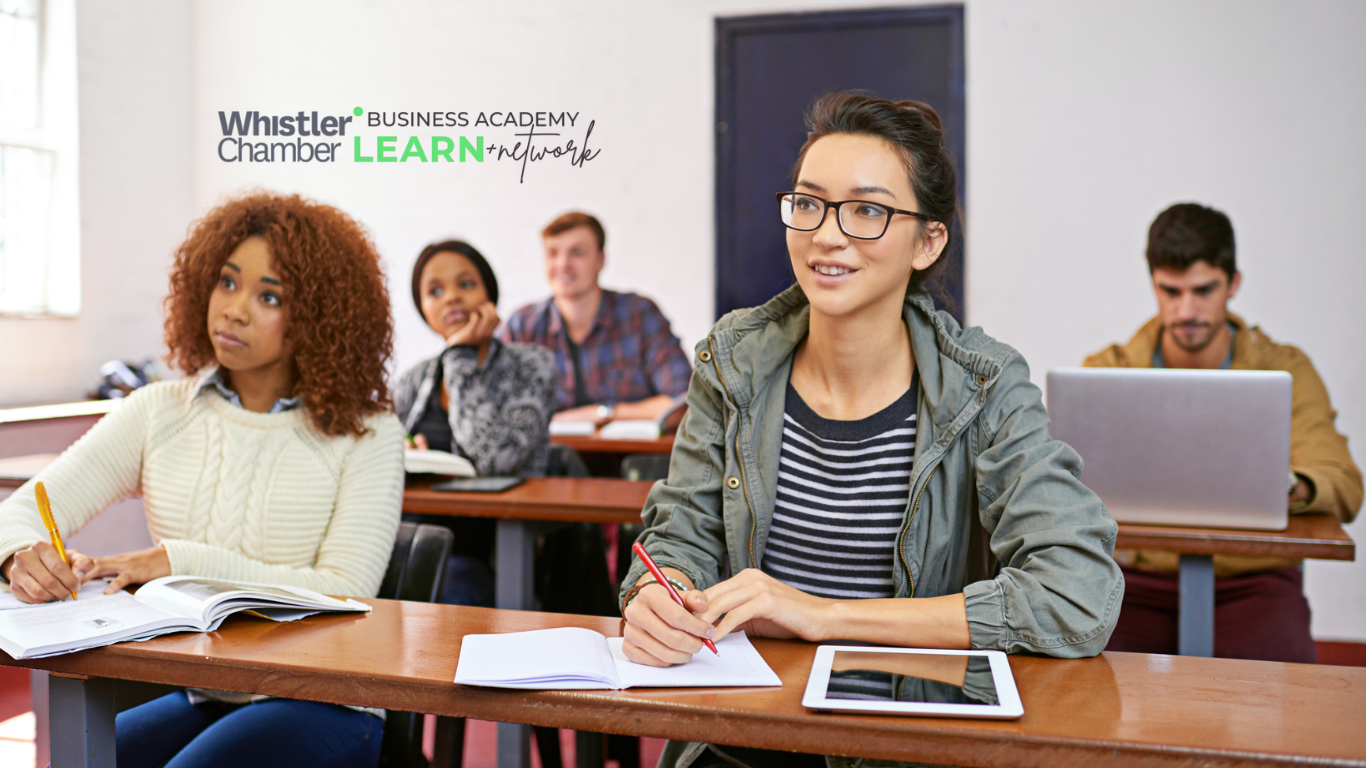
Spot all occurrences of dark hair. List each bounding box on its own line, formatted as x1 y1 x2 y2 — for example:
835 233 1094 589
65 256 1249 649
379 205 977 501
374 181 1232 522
793 91 959 294
164 191 393 438
542 211 605 251
411 240 500 315
1146 203 1236 280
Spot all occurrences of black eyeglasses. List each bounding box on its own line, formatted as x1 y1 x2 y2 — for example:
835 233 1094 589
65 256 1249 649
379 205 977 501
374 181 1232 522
776 192 933 240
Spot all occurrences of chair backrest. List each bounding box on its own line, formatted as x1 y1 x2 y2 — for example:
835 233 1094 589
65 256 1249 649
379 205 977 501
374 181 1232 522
621 453 670 482
546 443 590 478
379 521 454 603
379 522 454 767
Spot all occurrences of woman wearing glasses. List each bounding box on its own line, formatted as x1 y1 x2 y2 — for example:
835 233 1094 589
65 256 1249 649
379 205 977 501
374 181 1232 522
619 93 1122 768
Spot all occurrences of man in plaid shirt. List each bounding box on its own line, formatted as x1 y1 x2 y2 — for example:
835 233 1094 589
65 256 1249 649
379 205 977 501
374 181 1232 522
497 211 692 422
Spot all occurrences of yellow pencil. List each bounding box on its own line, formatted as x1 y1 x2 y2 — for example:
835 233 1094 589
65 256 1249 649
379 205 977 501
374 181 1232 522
34 482 77 600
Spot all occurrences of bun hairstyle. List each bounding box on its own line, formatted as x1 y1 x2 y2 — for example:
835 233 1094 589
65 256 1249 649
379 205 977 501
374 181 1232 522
793 92 960 293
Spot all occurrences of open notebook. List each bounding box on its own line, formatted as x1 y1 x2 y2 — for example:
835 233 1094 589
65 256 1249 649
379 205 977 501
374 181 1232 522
0 575 369 659
454 627 781 690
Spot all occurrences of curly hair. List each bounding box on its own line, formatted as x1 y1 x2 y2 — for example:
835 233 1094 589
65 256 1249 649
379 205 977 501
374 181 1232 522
164 191 394 438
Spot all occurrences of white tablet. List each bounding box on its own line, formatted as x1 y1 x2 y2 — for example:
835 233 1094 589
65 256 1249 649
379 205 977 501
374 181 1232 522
802 646 1023 719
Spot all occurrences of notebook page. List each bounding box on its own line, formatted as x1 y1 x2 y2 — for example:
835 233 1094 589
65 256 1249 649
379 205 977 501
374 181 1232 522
455 627 621 689
610 632 782 688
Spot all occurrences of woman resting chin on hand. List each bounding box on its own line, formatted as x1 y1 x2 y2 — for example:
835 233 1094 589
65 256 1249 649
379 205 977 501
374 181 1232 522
392 240 556 609
0 192 405 768
618 92 1123 768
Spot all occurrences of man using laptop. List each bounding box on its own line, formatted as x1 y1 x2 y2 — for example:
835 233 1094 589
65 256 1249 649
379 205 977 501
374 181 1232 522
498 211 692 423
1084 202 1362 662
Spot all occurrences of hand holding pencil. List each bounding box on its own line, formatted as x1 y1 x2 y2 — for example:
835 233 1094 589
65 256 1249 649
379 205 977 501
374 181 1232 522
35 482 77 600
620 543 721 667
0 482 86 604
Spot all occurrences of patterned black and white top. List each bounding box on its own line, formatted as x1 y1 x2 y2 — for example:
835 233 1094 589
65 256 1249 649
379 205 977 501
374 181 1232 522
394 339 557 477
761 378 918 600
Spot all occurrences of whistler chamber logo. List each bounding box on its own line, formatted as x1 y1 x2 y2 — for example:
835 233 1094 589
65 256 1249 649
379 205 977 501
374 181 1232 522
215 106 601 182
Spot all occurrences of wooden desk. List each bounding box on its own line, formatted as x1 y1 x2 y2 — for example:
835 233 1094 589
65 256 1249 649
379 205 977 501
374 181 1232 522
0 453 59 489
9 452 1356 659
1116 514 1355 560
404 476 649 524
1115 515 1355 657
551 432 674 455
5 601 1366 768
403 475 649 610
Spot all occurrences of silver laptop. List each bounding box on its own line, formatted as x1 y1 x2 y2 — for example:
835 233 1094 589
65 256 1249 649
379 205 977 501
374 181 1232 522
1046 368 1292 530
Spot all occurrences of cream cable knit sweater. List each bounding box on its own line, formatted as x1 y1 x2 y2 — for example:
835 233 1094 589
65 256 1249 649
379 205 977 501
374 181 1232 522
0 373 405 598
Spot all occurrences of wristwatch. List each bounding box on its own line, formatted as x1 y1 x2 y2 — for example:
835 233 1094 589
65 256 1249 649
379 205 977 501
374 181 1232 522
597 403 617 420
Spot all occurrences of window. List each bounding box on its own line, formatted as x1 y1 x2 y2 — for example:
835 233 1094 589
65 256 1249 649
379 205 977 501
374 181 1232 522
0 0 79 316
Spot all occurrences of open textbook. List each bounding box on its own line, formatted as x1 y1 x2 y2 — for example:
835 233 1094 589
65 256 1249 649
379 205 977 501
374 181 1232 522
551 395 690 440
0 575 369 659
404 448 476 476
454 627 781 690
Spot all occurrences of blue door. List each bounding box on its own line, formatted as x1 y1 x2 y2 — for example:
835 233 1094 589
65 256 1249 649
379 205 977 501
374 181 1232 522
715 6 966 321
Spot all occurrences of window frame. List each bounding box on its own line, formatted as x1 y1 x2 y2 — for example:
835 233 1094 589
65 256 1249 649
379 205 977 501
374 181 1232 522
0 0 80 317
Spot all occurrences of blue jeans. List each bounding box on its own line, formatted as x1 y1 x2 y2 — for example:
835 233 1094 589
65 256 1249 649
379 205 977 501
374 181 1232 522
442 553 495 607
115 692 382 768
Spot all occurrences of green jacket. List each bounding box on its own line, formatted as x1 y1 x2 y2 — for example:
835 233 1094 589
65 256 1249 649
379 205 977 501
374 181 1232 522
623 285 1123 767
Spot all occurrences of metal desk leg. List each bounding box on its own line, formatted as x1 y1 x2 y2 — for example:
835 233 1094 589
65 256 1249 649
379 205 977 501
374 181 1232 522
48 675 116 768
32 669 50 768
496 518 535 768
576 730 605 768
1178 554 1215 657
496 519 535 611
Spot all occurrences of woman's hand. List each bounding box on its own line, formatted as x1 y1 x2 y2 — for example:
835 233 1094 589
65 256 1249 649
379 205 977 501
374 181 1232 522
444 302 500 349
405 433 429 451
699 568 833 643
551 404 609 424
81 545 172 594
2 541 91 603
621 580 718 667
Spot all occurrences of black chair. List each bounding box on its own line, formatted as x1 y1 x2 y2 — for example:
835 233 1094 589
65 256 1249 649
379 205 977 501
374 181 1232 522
620 453 671 483
547 442 591 478
378 522 454 768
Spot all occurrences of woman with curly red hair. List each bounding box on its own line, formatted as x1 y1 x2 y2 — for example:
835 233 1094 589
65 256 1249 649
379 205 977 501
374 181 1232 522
0 192 403 768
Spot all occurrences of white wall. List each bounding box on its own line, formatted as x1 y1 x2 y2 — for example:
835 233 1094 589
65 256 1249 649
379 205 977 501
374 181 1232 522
190 0 723 379
7 0 1365 639
0 0 192 406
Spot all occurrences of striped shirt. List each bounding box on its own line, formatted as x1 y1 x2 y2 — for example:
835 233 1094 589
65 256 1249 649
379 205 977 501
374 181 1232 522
762 379 918 600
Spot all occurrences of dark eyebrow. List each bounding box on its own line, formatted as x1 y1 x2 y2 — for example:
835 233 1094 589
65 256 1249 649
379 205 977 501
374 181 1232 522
260 276 281 286
795 180 896 199
1193 280 1221 291
224 262 241 273
851 185 895 198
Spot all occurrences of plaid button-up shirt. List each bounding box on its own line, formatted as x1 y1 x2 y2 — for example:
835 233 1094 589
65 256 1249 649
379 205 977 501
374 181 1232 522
497 289 693 412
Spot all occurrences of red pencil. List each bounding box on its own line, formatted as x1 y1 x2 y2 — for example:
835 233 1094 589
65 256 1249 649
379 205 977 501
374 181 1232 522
632 542 719 655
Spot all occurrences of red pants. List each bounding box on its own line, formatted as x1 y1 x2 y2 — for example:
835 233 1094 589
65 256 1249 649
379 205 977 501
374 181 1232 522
1106 565 1317 663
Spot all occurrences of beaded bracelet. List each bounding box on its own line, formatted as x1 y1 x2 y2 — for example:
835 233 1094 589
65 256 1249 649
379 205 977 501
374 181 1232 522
620 575 689 615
